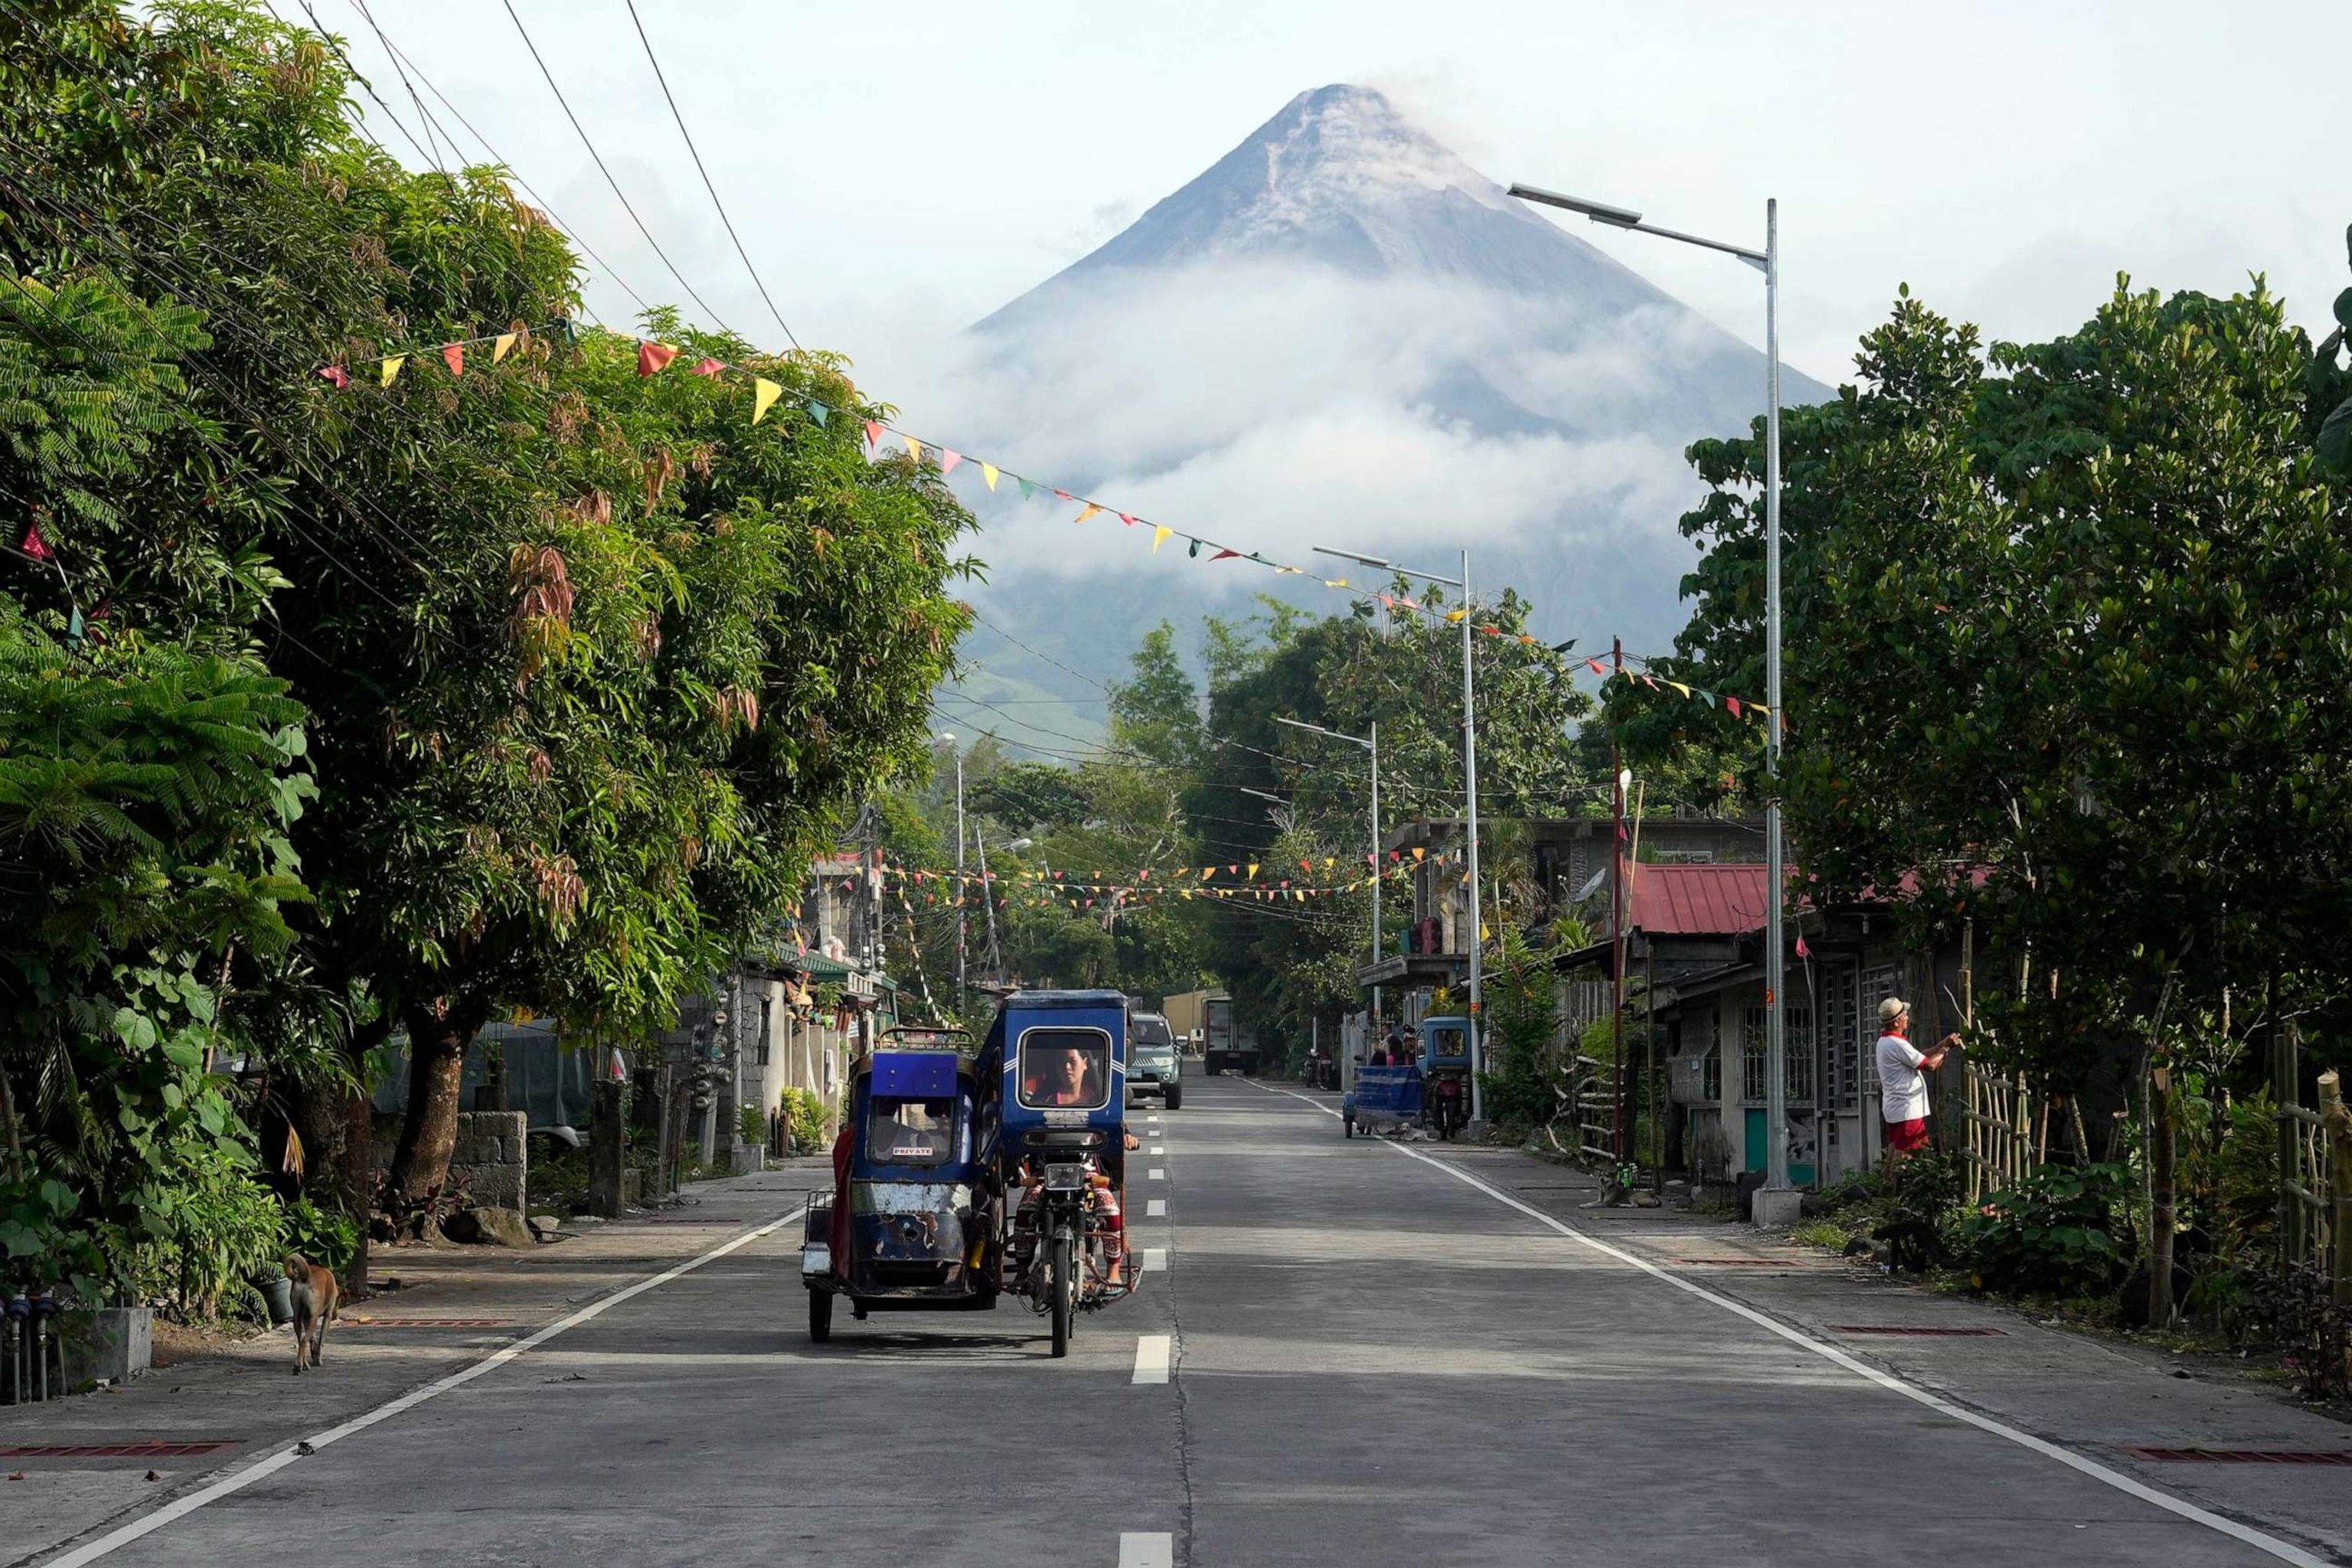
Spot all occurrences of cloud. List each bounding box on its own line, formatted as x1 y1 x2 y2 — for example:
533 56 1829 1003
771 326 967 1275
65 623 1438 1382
887 257 1746 622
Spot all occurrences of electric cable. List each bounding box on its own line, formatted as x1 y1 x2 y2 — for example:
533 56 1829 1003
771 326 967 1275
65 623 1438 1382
623 0 801 352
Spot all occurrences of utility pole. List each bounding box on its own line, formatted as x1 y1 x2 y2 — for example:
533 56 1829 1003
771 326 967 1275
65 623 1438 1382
1461 547 1485 1126
1611 636 1628 1165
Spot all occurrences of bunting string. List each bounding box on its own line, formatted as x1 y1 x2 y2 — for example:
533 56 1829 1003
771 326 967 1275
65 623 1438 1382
312 318 1777 729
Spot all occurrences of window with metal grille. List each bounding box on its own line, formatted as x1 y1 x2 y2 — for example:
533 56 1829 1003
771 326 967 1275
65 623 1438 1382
1742 1006 1815 1103
1824 962 1860 1109
1860 965 1902 1091
757 997 773 1067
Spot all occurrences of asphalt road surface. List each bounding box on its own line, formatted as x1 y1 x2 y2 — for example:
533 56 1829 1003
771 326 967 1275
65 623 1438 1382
41 1077 2337 1567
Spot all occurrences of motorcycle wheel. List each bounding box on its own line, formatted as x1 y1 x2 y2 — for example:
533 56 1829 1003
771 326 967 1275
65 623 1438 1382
1049 1230 1075 1358
808 1288 832 1344
1344 1114 1354 1139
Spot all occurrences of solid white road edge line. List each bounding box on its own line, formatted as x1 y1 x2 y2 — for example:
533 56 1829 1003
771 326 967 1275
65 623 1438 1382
42 1204 812 1568
1132 1333 1174 1385
1119 1530 1174 1568
1252 1083 2329 1568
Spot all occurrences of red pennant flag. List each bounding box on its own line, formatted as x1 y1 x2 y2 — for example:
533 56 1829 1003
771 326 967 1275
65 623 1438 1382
318 364 350 388
1228 864 1239 874
1586 658 1607 677
939 449 962 475
639 341 678 376
1641 673 1659 690
1389 851 1400 862
1724 695 1743 717
1118 512 1136 526
1299 859 1312 873
1210 549 1240 561
864 420 884 448
21 523 52 561
1795 933 1811 959
441 342 464 377
688 356 724 377
1053 488 1073 501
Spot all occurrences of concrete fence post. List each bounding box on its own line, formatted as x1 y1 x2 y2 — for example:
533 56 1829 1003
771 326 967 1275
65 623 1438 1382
588 1077 625 1219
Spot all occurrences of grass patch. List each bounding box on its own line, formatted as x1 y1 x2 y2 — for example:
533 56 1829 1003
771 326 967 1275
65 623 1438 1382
1790 1218 1856 1251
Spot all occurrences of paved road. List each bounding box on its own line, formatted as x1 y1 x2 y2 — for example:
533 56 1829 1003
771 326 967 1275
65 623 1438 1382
42 1078 2339 1566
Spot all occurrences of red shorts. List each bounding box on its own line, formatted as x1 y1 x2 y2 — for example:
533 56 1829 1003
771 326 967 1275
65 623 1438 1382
1886 1117 1929 1153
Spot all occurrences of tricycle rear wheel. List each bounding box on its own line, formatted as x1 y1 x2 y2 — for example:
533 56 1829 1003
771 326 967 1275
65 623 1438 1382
808 1288 832 1343
1344 1114 1354 1138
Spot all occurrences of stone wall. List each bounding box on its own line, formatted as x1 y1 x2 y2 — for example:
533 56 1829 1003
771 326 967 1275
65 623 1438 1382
370 1109 527 1211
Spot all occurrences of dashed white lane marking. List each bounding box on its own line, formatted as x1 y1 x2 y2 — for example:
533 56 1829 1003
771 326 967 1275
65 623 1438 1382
46 1205 811 1567
1143 1247 1168 1274
1147 1115 1161 1124
1119 1532 1174 1567
1148 1167 1165 1180
1251 1083 2331 1568
1149 1144 1165 1154
1146 1199 1166 1217
1131 1333 1173 1384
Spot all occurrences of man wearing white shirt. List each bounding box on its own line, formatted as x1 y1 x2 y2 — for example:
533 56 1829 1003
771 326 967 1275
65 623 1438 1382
1874 997 1955 1160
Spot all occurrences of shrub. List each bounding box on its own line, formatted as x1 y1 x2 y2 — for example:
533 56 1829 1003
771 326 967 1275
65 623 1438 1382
283 1197 358 1273
1873 1150 1965 1272
739 1103 766 1145
1791 1218 1854 1250
778 1087 831 1154
1955 1161 2131 1297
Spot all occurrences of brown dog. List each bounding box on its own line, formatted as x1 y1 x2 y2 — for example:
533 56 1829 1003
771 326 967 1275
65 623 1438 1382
285 1255 338 1374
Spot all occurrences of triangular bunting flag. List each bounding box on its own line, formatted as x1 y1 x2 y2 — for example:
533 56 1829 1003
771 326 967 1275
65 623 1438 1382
492 332 518 364
1075 502 1102 524
1446 609 1467 623
939 449 962 475
753 377 781 424
1152 526 1172 553
1724 695 1743 718
20 524 51 561
864 420 884 448
638 341 677 376
807 400 829 426
441 342 463 377
981 462 999 491
1668 681 1691 699
1246 863 1259 878
1587 658 1607 676
1118 512 1136 526
318 364 349 388
1211 549 1240 561
903 433 923 462
689 357 724 377
1053 488 1073 501
381 354 405 387
1018 478 1036 501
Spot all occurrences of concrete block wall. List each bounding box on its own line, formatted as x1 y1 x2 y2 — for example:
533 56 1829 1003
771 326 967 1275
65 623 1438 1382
370 1110 528 1211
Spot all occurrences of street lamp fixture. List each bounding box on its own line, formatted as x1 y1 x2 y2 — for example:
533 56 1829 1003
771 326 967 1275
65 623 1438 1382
1511 176 1788 1213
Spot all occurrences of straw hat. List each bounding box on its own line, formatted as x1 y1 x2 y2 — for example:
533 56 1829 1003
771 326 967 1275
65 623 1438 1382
1877 997 1910 1026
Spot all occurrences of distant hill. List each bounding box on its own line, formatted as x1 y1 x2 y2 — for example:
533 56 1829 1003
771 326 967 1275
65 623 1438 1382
922 84 1831 753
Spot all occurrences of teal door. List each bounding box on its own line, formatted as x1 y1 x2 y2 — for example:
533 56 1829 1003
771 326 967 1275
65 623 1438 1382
1743 1108 1816 1187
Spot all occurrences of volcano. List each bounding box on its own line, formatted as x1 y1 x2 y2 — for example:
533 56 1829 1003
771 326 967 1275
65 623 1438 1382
927 84 1830 741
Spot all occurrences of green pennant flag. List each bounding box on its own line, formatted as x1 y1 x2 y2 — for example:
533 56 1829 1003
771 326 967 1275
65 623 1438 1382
1018 478 1036 501
805 400 829 426
1187 538 1202 558
1697 690 1717 708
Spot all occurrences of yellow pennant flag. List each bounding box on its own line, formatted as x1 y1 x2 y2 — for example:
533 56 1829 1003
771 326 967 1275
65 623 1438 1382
903 433 923 462
982 463 1000 491
1323 857 1334 868
492 332 518 364
753 377 782 425
1325 578 1348 588
381 354 405 387
1413 847 1426 861
1668 681 1692 699
1152 525 1172 553
1445 609 1467 623
1246 862 1259 878
1075 502 1103 524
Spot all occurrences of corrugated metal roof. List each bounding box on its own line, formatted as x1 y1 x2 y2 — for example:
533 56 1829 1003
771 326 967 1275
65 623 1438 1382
1625 862 1769 936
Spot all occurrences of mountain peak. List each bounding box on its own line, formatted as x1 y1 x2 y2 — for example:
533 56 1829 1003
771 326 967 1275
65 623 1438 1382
980 82 1596 324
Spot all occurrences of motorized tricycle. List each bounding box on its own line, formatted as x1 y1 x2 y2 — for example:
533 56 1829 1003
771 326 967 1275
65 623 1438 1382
801 991 1138 1358
1418 1015 1474 1141
985 989 1139 1357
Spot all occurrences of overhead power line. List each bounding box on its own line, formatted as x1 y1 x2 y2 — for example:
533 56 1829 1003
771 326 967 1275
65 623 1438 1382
500 0 737 335
623 0 802 353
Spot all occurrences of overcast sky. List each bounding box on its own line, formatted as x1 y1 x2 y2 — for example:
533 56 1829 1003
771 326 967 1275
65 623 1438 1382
335 0 2350 398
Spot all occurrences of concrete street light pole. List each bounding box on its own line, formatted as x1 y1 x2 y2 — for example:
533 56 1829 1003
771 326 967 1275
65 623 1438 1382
1275 714 1380 1095
1506 182 1791 1217
938 733 965 1018
1315 545 1483 1125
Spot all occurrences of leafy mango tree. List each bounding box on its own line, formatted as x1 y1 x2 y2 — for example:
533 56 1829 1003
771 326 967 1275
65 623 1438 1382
4 0 972 1265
